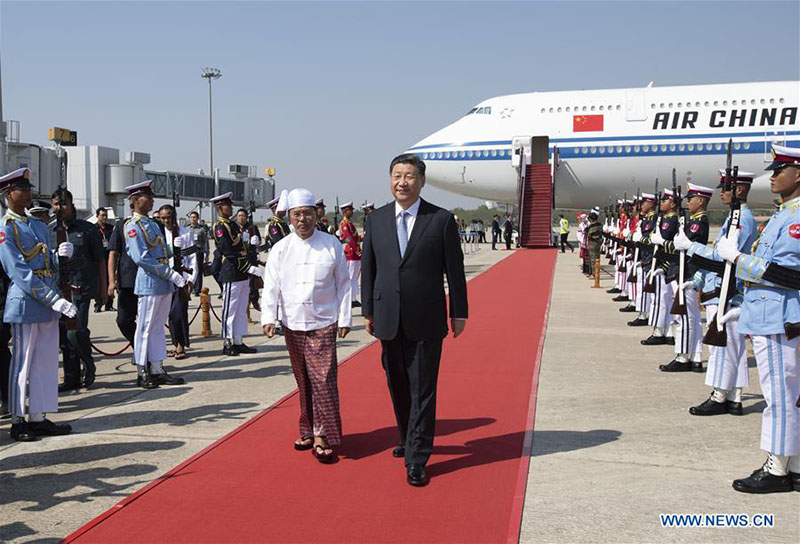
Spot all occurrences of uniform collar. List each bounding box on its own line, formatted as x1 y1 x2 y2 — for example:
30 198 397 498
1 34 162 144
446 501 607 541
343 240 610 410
779 195 800 211
217 216 230 223
7 209 27 223
646 211 656 218
690 211 707 220
663 212 677 218
133 212 148 220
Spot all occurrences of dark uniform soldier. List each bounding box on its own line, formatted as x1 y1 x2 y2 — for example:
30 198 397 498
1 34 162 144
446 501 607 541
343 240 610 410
236 207 264 312
212 192 262 356
266 193 291 249
49 189 106 391
641 190 679 345
95 207 114 312
629 194 658 326
108 203 139 352
315 198 330 233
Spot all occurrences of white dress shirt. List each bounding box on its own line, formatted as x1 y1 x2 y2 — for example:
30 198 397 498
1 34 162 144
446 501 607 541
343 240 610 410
260 229 352 331
395 198 421 237
164 226 199 285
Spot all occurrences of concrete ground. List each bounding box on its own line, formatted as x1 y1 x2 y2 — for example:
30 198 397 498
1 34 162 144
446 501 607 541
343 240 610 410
520 251 800 543
0 243 510 543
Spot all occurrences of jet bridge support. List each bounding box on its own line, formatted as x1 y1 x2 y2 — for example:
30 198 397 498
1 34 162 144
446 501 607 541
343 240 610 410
514 136 554 248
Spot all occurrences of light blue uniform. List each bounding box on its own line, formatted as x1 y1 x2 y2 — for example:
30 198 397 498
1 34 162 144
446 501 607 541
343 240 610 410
124 213 173 296
688 204 757 309
735 197 800 335
0 211 60 323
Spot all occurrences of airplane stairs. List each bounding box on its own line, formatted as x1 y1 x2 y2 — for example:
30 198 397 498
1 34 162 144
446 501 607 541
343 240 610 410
518 163 554 248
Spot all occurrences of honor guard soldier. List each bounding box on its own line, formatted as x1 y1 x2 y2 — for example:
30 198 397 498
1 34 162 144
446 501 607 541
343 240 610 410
362 202 375 234
315 198 330 233
628 194 657 326
715 144 800 493
641 189 679 345
27 200 52 223
124 180 186 389
678 171 758 414
339 201 362 307
659 183 711 372
0 168 76 441
619 199 639 311
611 200 631 301
266 190 291 249
108 202 139 353
212 191 263 356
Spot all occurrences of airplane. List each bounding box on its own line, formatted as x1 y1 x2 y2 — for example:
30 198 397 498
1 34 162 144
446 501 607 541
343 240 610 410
407 81 800 208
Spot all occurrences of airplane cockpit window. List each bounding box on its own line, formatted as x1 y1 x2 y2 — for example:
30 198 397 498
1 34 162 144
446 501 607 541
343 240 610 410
465 107 478 115
483 106 491 114
466 107 492 115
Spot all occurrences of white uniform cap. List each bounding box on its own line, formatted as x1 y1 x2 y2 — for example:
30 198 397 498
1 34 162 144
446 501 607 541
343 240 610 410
210 192 233 204
686 183 714 198
276 190 289 212
126 179 154 197
340 201 354 209
717 168 755 181
640 193 655 202
267 196 280 207
315 198 325 207
287 188 316 210
767 143 800 170
663 188 674 197
361 202 374 210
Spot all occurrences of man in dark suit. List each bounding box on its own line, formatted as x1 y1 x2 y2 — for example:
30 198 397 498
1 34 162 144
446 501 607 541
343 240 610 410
361 153 468 487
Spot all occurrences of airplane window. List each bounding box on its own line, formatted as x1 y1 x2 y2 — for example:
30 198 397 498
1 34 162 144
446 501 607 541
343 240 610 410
760 99 765 105
443 151 450 158
422 153 428 160
467 151 474 158
582 147 588 154
599 106 604 111
461 151 467 158
651 104 656 109
590 147 596 154
722 100 728 106
476 108 484 114
769 98 774 104
466 108 477 115
616 146 623 153
732 100 737 106
695 101 700 107
598 146 605 154
678 144 685 151
643 145 649 152
437 152 443 159
660 103 665 108
625 146 632 153
549 108 554 113
484 107 492 114
733 143 741 150
634 146 640 152
661 145 668 152
780 98 785 103
668 103 674 108
582 106 587 111
557 107 562 112
668 145 675 152
713 101 719 106
590 106 596 111
541 108 546 113
705 143 713 151
490 150 497 157
678 102 683 108
687 144 694 151
704 101 709 107
743 142 751 150
714 143 722 150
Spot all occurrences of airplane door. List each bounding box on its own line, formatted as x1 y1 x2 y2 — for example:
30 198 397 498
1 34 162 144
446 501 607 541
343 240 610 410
512 136 532 168
625 90 647 121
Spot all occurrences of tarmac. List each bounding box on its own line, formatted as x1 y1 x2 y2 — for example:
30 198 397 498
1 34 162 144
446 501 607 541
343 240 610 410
2 242 799 543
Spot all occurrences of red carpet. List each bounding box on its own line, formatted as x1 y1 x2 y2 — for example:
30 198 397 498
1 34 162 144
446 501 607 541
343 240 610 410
66 249 556 544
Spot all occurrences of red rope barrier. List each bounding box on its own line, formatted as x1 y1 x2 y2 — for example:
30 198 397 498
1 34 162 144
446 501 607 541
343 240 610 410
188 304 202 326
91 341 132 356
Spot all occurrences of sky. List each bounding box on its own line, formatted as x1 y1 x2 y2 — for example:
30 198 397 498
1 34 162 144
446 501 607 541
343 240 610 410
2 0 799 210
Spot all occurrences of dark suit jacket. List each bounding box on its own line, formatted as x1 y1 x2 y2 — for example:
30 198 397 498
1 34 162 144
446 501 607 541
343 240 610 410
361 198 468 341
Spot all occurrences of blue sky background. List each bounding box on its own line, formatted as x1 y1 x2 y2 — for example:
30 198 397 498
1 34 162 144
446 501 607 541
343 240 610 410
2 0 798 209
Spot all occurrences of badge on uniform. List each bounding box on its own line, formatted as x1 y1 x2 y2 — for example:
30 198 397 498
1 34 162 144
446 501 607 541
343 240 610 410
690 223 699 233
216 226 224 238
128 229 137 238
789 224 800 239
0 232 5 243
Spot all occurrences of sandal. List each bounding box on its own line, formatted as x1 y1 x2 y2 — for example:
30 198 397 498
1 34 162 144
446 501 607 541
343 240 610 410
294 436 314 451
167 349 176 358
175 351 187 360
312 444 335 464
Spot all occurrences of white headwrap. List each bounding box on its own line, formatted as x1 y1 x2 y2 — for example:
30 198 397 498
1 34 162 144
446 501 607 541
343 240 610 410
287 188 316 210
276 189 289 212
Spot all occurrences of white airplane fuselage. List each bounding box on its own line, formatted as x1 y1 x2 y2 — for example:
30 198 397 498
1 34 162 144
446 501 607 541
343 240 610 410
408 81 800 208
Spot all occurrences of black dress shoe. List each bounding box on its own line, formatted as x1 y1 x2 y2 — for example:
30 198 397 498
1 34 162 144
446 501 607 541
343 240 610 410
659 359 692 372
234 343 257 354
606 288 622 294
666 337 675 345
619 305 637 313
137 374 159 389
733 468 793 494
222 344 240 356
28 418 72 436
352 300 362 308
727 401 743 416
691 361 704 373
10 421 38 442
689 397 728 416
407 464 429 487
58 380 81 393
611 295 630 302
392 445 405 458
641 335 667 345
82 361 97 388
627 318 649 327
154 370 185 386
790 472 800 492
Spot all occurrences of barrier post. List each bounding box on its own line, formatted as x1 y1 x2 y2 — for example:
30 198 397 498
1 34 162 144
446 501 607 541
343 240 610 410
200 287 212 337
592 258 601 288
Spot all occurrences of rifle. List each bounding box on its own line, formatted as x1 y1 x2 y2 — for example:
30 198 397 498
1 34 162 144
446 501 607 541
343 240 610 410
643 179 661 294
619 192 628 273
704 139 738 347
608 196 618 265
334 196 340 235
627 188 641 283
670 169 688 315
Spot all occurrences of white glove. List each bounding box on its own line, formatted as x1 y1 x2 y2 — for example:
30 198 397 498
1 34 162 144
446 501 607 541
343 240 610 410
242 231 251 244
680 280 695 291
716 231 741 263
169 270 187 288
52 298 77 318
673 229 692 252
652 268 665 277
622 228 631 238
651 229 666 245
612 227 620 236
632 230 643 243
248 266 263 278
719 307 741 324
173 236 184 249
602 225 609 234
58 242 74 258
250 235 261 246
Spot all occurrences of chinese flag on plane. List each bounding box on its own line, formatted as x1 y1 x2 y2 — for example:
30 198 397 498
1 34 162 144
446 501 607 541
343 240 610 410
573 114 604 132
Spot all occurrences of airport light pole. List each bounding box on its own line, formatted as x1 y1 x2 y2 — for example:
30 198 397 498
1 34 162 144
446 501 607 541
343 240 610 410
201 67 221 221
